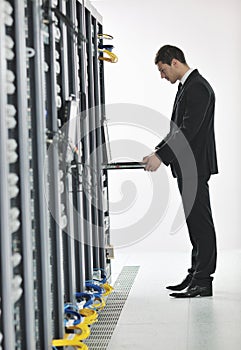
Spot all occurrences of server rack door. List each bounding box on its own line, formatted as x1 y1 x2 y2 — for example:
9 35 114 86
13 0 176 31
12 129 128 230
44 0 65 340
92 17 107 274
0 4 15 349
26 0 53 348
13 1 36 348
76 0 94 283
65 0 86 296
85 6 101 274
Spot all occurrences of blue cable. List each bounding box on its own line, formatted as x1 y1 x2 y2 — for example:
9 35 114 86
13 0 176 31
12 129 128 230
75 292 94 308
64 304 82 326
64 303 79 312
85 282 105 296
88 295 104 311
85 279 105 285
98 44 114 51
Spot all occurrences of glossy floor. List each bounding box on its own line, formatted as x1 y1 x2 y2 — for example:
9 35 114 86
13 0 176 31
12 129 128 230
107 250 241 350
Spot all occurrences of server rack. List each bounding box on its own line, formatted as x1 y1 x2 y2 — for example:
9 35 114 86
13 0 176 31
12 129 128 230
0 0 112 349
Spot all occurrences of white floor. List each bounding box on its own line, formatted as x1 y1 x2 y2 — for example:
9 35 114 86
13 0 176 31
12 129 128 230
107 250 241 350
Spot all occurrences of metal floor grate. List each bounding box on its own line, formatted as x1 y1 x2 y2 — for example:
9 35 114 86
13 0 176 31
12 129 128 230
84 266 140 350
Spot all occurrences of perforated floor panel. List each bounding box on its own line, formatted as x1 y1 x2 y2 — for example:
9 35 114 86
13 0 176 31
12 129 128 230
84 266 140 350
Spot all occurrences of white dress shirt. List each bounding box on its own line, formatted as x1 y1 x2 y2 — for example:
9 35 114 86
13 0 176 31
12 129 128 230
180 68 195 85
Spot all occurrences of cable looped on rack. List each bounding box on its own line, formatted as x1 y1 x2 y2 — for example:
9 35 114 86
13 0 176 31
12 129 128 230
88 295 106 311
64 304 83 326
79 309 98 325
101 283 114 296
65 322 91 340
85 282 105 296
75 292 95 308
98 49 118 63
98 33 113 40
52 334 89 349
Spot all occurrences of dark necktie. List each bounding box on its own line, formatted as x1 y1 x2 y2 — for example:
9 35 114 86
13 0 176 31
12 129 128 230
170 83 182 131
174 82 182 106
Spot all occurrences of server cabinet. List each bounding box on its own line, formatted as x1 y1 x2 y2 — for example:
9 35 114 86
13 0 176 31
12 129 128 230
0 0 112 349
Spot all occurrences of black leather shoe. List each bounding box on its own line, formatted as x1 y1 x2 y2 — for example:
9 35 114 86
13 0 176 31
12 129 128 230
166 274 193 291
169 285 213 298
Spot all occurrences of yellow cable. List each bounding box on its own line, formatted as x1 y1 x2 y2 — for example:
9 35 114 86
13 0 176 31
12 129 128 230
98 49 118 63
52 334 89 349
65 323 91 340
100 283 114 296
98 33 113 40
79 308 98 325
89 296 106 311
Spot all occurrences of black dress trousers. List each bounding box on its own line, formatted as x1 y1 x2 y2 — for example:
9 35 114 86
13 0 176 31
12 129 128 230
177 176 217 286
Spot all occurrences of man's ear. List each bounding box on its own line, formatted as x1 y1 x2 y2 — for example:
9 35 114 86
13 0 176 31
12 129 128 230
171 58 178 67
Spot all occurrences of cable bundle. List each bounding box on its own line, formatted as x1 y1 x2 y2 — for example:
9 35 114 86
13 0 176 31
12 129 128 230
98 33 118 63
52 270 114 349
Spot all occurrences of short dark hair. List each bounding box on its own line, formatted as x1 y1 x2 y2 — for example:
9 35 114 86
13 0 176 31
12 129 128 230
155 45 187 65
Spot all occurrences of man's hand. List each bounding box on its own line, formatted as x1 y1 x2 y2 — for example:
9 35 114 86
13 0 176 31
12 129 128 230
142 153 162 172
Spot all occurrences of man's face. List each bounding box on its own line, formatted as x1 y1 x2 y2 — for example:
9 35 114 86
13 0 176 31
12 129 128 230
157 60 179 84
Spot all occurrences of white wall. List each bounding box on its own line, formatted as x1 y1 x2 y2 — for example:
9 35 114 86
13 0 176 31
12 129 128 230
92 0 241 252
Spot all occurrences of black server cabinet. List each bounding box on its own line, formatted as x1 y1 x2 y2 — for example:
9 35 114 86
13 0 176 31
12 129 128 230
0 0 112 349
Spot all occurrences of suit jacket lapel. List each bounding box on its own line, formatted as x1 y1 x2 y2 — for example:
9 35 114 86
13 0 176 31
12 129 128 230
172 88 184 113
171 69 199 118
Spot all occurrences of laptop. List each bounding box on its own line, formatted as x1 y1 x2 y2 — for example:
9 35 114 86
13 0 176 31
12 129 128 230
102 161 145 170
101 120 145 170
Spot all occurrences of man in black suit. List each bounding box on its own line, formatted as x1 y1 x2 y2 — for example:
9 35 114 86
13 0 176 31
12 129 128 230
143 45 218 298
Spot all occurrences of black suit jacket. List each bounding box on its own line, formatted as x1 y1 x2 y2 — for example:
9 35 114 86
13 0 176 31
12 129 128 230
155 69 218 178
